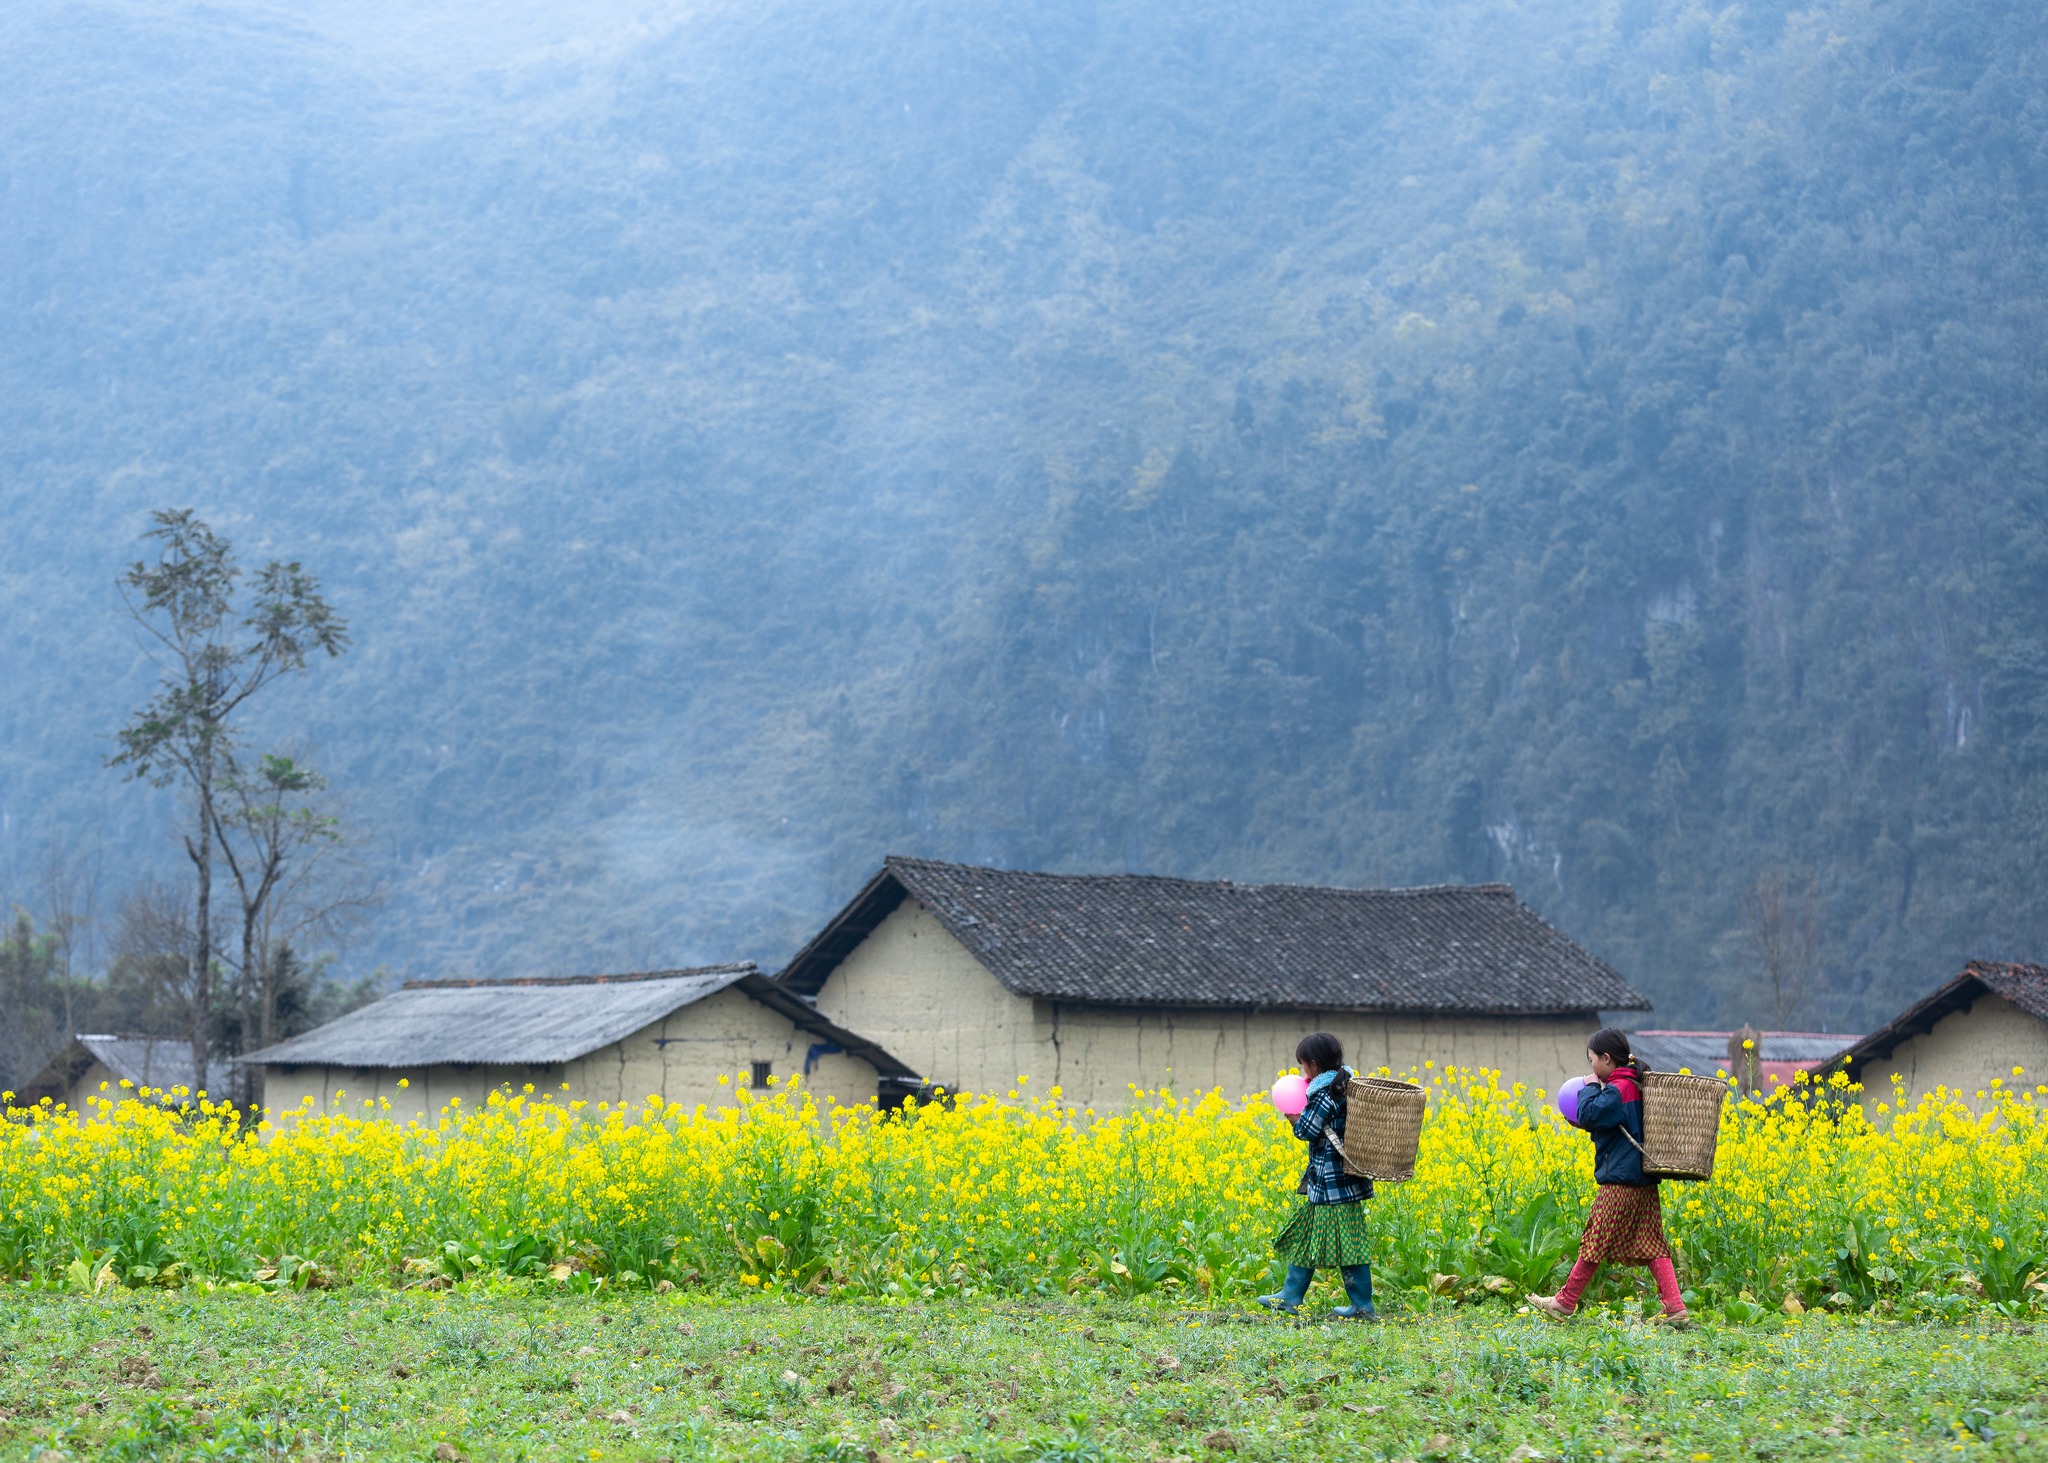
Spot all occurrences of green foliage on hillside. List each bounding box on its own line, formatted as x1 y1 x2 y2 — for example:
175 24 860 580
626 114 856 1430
2 0 2044 1027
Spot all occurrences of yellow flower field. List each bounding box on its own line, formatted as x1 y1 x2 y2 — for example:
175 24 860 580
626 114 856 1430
4 1067 2043 1318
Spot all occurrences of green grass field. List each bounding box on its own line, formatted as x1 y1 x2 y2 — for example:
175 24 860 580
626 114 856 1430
1 1294 2040 1463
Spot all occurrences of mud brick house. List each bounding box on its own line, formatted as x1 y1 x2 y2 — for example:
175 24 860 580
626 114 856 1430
18 1033 199 1114
1627 1029 1862 1094
1814 961 2048 1116
776 857 1649 1108
238 963 920 1119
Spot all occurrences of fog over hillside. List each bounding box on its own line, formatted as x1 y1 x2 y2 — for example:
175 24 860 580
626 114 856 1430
3 0 2045 1029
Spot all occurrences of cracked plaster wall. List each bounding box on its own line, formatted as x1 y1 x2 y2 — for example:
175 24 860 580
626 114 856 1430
1853 993 2048 1120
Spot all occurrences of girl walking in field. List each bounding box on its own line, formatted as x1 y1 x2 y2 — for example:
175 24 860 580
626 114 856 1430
1529 1027 1690 1325
1257 1031 1376 1319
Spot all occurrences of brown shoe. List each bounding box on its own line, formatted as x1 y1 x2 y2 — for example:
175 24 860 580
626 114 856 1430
1526 1294 1575 1318
1649 1309 1692 1329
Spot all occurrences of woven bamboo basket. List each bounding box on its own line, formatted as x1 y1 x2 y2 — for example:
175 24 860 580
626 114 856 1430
1638 1070 1728 1182
1341 1076 1427 1183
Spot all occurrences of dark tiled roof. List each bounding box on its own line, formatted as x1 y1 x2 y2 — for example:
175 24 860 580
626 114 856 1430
779 856 1648 1016
237 964 919 1080
1817 961 2048 1081
1981 962 2048 1022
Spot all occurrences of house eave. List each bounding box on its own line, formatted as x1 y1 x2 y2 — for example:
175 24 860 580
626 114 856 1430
1813 970 1990 1080
774 866 910 997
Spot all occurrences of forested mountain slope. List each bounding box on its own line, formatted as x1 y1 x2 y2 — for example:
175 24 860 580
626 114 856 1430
3 0 2044 1029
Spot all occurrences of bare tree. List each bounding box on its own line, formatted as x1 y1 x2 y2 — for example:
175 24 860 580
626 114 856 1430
1740 868 1819 1029
214 749 382 1098
109 510 348 1094
105 881 201 1047
35 841 103 1044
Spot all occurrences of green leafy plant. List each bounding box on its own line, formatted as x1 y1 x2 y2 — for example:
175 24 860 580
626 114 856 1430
1479 1194 1574 1295
1975 1232 2045 1307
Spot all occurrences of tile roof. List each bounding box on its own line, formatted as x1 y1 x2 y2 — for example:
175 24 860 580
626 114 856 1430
1817 961 2048 1081
1980 962 2048 1023
237 964 919 1079
778 856 1648 1015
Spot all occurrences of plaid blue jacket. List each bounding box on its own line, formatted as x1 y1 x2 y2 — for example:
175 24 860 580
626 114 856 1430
1292 1068 1374 1205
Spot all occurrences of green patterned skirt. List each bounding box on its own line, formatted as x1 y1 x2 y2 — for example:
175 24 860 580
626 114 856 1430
1272 1199 1374 1268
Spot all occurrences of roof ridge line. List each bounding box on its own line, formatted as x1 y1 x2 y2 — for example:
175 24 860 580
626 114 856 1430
885 855 1514 900
402 962 755 990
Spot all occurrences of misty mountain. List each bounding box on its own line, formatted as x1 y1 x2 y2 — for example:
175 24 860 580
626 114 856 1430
3 0 2045 1028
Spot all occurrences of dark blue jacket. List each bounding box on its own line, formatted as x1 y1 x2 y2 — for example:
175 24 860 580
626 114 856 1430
1576 1070 1650 1186
1292 1067 1373 1205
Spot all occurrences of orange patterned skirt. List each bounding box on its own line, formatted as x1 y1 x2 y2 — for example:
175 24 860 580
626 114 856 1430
1577 1183 1671 1265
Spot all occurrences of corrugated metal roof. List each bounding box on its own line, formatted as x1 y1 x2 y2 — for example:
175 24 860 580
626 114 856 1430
1629 1031 1857 1073
77 1034 202 1092
22 1034 201 1100
780 856 1649 1015
239 964 758 1068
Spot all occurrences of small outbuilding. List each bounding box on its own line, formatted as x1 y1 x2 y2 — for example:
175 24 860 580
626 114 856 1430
237 963 921 1120
1627 1030 1861 1094
17 1034 198 1114
1814 961 2048 1115
776 856 1651 1107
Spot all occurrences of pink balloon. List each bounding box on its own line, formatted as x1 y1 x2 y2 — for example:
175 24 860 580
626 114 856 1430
1556 1076 1589 1126
1271 1073 1309 1117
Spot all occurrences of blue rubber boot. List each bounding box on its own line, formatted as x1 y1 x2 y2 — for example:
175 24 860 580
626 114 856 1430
1332 1263 1376 1319
1256 1264 1314 1314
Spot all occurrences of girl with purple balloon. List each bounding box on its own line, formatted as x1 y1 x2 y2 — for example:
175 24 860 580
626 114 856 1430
1529 1028 1690 1326
1257 1031 1375 1319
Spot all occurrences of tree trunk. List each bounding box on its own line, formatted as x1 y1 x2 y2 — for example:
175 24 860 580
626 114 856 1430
190 761 213 1098
260 941 279 1051
238 907 260 1108
59 975 76 1059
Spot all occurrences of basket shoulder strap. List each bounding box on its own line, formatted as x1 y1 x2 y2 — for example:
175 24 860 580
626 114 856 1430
1614 1079 1649 1155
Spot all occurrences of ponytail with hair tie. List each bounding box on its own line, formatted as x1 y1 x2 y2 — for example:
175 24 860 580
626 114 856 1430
1588 1026 1651 1076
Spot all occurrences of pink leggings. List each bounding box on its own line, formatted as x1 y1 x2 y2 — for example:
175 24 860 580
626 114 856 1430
1555 1256 1684 1314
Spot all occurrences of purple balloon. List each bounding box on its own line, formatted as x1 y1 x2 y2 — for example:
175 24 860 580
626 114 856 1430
1556 1076 1590 1126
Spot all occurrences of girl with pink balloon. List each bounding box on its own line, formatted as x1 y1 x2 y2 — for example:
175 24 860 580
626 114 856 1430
1257 1032 1375 1319
1529 1028 1689 1326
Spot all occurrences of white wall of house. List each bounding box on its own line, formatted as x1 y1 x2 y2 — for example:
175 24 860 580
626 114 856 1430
258 986 885 1122
811 900 1038 1096
258 1060 540 1121
1855 992 2048 1118
29 1040 194 1114
1042 1003 1597 1106
37 1055 189 1119
810 899 1602 1106
59 1059 120 1115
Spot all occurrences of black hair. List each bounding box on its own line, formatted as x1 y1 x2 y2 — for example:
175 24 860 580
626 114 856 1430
1296 1031 1345 1076
1587 1026 1650 1074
